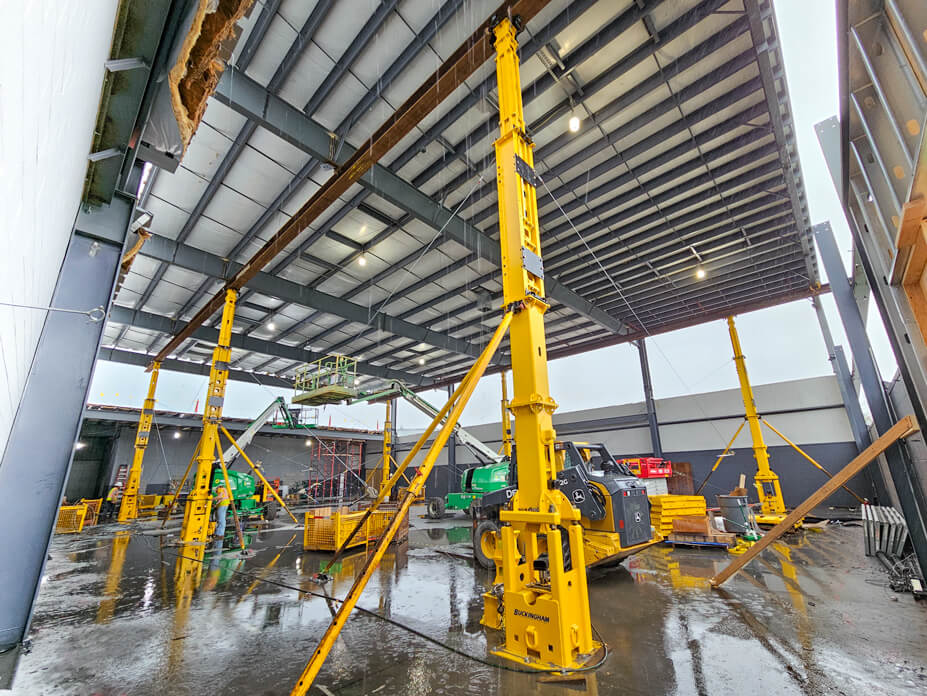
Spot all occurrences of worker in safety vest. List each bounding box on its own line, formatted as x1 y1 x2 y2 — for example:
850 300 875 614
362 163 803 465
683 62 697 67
213 483 230 540
102 482 122 521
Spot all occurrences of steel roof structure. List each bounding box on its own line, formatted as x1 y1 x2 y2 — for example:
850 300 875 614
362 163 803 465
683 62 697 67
103 0 819 391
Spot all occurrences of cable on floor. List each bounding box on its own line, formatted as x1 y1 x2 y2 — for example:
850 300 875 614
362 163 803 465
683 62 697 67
160 543 609 677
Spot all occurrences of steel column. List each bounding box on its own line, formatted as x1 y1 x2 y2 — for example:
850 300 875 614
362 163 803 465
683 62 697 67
814 220 927 577
636 339 662 458
0 194 132 650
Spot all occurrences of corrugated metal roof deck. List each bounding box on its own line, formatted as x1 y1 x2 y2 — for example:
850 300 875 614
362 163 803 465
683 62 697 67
104 0 817 390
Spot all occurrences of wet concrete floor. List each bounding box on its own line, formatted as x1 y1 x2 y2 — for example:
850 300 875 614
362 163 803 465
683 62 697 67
10 507 927 695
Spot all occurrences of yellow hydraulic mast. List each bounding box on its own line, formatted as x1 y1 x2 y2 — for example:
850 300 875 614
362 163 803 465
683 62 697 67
500 370 513 458
180 289 237 544
481 17 597 669
381 399 393 498
118 362 160 522
727 315 787 524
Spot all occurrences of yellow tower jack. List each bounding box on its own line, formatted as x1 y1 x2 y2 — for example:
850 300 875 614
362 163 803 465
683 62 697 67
285 17 599 692
381 399 394 499
118 362 160 522
479 17 597 669
727 315 790 526
180 289 238 544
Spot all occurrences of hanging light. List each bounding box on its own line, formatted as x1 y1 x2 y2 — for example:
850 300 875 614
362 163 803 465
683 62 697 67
418 357 426 365
74 442 86 450
173 431 182 439
568 115 581 133
267 321 276 331
695 266 706 280
305 438 313 447
358 255 367 266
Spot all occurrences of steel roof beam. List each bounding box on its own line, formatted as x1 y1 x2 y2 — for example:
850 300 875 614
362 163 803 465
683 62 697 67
421 284 828 385
210 66 626 338
108 305 428 385
743 0 816 281
194 0 657 351
137 233 482 359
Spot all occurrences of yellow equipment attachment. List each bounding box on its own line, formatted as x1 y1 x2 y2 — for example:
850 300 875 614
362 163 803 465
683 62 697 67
727 316 793 526
478 17 599 670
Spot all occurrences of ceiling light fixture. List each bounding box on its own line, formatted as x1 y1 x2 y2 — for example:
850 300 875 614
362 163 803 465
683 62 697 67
305 438 313 447
418 357 426 365
173 431 182 439
695 266 706 280
568 115 580 133
267 321 276 331
358 255 367 266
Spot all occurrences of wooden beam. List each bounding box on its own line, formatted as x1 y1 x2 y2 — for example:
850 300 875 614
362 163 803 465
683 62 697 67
710 415 919 587
149 0 551 367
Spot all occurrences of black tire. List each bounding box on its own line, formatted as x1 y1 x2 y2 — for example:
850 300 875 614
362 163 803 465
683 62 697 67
263 501 279 521
473 519 500 570
426 497 446 519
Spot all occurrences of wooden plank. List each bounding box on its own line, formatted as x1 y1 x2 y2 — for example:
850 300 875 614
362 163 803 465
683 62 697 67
891 199 926 285
710 416 919 587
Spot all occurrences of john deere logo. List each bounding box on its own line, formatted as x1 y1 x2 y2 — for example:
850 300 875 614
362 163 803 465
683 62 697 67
571 490 586 503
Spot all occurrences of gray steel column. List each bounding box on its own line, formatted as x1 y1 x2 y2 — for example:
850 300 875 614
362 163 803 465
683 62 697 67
811 296 886 501
0 192 133 651
814 220 927 577
446 385 458 494
636 340 663 458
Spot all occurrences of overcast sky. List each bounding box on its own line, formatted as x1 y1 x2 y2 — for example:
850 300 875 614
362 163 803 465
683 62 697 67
89 1 898 435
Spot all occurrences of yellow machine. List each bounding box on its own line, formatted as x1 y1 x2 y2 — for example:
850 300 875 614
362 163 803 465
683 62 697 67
727 315 789 526
118 361 160 522
286 16 611 692
473 441 659 571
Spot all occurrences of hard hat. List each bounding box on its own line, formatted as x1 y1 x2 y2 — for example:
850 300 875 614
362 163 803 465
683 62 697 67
115 482 123 487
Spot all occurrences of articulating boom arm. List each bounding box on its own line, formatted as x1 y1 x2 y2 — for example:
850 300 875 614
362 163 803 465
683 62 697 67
219 397 288 469
353 381 505 465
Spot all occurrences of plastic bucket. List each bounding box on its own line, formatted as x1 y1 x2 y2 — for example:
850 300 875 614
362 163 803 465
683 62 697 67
717 495 750 533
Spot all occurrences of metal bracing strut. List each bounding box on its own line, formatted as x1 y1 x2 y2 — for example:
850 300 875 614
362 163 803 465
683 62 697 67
289 311 513 694
481 17 597 669
353 380 504 464
118 362 161 522
180 289 237 544
727 315 787 523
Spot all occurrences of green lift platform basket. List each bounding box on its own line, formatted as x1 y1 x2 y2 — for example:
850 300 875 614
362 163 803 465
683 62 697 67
292 355 358 406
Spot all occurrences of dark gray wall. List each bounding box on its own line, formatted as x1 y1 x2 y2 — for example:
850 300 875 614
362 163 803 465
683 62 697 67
82 424 371 494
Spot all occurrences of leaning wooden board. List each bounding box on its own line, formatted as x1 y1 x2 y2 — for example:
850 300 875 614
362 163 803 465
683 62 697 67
711 416 919 586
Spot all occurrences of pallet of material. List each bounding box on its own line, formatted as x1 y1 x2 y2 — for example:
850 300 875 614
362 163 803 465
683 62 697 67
667 531 736 548
650 495 707 536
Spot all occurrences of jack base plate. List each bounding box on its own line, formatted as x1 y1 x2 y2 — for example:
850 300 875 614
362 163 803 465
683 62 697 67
490 640 603 672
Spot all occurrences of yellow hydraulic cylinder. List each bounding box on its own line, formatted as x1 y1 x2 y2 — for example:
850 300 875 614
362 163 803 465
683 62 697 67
500 370 513 458
180 289 237 544
118 362 160 522
727 316 786 520
484 18 597 669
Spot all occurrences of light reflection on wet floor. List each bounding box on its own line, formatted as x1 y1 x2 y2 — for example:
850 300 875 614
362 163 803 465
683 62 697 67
12 511 927 695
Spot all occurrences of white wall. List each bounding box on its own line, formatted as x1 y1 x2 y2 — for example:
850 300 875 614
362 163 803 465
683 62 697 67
0 0 120 457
